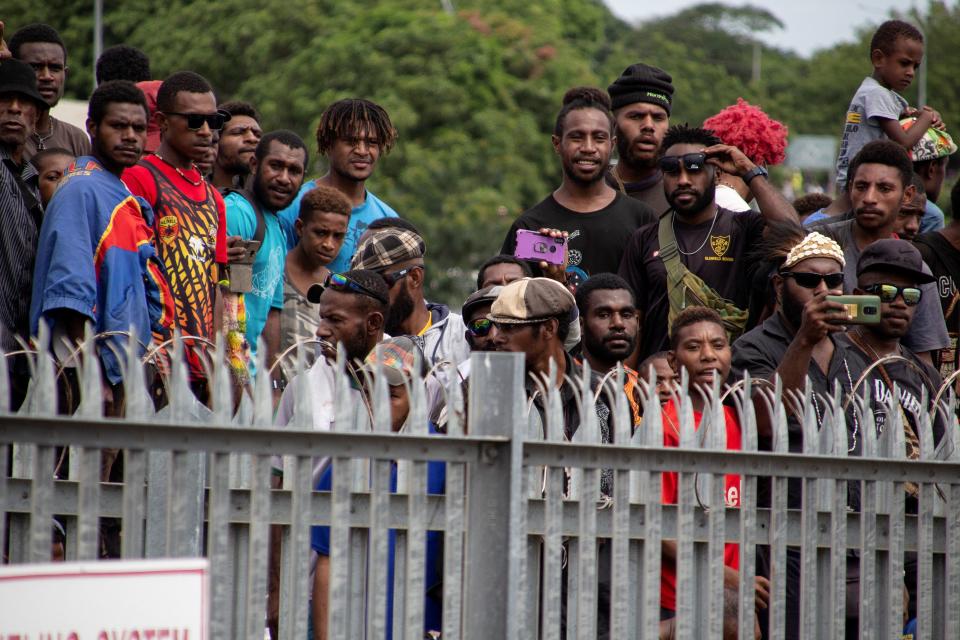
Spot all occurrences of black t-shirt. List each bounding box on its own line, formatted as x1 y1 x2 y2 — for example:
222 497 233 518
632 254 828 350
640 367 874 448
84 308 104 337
500 191 655 287
619 208 765 359
914 231 960 377
605 169 670 215
840 333 946 466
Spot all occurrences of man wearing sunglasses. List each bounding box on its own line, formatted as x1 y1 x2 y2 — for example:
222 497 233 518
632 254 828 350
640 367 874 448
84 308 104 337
816 140 948 365
731 227 875 639
489 276 617 637
839 239 945 640
351 226 470 373
123 71 234 398
9 23 90 160
618 124 799 361
733 229 863 446
462 285 502 353
272 268 389 638
845 239 945 445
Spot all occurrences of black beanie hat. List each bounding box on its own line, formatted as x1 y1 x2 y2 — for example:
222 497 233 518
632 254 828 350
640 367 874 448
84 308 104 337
607 63 674 114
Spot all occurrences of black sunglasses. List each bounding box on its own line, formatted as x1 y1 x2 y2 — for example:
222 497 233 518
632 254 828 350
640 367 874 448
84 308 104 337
164 110 230 131
659 152 707 174
382 266 419 288
780 271 845 289
324 272 388 305
863 283 922 306
467 318 493 337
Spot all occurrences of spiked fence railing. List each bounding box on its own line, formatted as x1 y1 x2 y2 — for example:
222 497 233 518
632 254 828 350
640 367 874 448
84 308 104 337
1 328 959 639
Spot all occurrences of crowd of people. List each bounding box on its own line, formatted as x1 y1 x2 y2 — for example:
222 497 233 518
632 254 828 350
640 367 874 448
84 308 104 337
1 15 955 640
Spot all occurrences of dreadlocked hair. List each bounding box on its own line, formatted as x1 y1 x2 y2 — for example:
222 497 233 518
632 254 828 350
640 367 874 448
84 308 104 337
315 98 397 156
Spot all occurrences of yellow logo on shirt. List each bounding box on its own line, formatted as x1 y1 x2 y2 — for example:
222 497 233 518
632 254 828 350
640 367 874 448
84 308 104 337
710 235 730 257
705 235 734 262
846 112 862 124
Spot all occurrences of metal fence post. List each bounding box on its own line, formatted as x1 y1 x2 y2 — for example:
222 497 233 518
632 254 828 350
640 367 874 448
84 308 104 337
462 351 526 640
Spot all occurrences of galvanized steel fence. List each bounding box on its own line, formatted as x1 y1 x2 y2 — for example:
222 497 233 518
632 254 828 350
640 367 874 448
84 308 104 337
1 328 960 639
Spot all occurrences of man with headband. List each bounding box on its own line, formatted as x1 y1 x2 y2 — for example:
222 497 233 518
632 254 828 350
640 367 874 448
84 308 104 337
731 225 871 638
732 228 866 446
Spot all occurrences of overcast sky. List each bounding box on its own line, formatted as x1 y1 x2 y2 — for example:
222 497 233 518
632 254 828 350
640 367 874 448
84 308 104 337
602 0 929 57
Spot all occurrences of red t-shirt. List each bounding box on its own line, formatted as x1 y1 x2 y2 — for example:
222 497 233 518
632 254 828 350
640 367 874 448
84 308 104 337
122 155 228 367
659 399 741 612
122 155 227 263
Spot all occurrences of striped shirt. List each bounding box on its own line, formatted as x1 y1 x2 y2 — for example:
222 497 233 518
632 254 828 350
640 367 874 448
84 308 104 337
0 146 42 352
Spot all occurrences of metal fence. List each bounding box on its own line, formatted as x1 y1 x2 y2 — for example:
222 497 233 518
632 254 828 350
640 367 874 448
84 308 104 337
1 330 960 640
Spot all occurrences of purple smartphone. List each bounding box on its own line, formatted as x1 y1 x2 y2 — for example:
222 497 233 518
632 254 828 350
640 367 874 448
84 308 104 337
514 229 567 266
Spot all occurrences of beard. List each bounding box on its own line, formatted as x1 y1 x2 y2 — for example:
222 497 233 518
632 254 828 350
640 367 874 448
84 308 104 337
583 329 636 367
616 134 658 170
779 288 807 333
561 155 606 187
341 329 372 364
252 170 268 202
668 182 716 216
385 284 415 336
220 153 251 175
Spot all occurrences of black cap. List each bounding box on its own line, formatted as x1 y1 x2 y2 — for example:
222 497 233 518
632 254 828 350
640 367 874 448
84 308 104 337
857 239 935 284
607 63 674 114
0 59 47 107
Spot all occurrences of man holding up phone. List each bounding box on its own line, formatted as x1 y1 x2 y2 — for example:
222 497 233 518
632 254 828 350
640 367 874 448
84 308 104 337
731 225 874 639
225 130 307 376
500 87 655 290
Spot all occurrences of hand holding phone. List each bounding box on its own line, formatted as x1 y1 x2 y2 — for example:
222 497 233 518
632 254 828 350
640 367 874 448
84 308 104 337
825 295 881 325
228 240 261 292
514 229 567 266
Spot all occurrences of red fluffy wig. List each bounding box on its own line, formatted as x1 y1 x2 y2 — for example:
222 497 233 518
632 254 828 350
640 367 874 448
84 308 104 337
703 98 788 166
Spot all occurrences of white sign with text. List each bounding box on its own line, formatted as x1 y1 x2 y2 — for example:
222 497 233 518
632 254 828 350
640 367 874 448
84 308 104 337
0 558 208 640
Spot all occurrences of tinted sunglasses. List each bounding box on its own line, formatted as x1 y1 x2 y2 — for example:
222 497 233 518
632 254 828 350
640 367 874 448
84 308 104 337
863 283 922 306
467 318 493 337
382 266 419 287
164 110 230 131
325 272 388 305
780 271 845 289
659 152 707 174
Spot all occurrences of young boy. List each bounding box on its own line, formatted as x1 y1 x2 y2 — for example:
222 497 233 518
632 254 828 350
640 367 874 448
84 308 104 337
638 350 677 406
659 306 768 635
278 185 350 381
30 147 74 207
833 20 942 208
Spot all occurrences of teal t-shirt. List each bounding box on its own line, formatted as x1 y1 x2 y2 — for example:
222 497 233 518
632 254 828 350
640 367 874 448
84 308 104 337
225 192 286 374
277 180 398 273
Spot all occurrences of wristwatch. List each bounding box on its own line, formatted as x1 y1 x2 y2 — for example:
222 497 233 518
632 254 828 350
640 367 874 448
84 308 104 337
743 165 769 184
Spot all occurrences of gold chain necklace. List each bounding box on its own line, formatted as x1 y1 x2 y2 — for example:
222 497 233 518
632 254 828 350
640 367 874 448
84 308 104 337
153 152 203 187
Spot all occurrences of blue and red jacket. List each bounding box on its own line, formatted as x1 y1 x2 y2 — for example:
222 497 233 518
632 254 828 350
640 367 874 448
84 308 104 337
30 157 175 385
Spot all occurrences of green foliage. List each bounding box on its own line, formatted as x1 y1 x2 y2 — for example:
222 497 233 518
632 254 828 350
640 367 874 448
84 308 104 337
6 0 960 304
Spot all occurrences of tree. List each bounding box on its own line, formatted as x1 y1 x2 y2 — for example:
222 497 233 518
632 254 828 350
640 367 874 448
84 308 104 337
6 0 959 303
